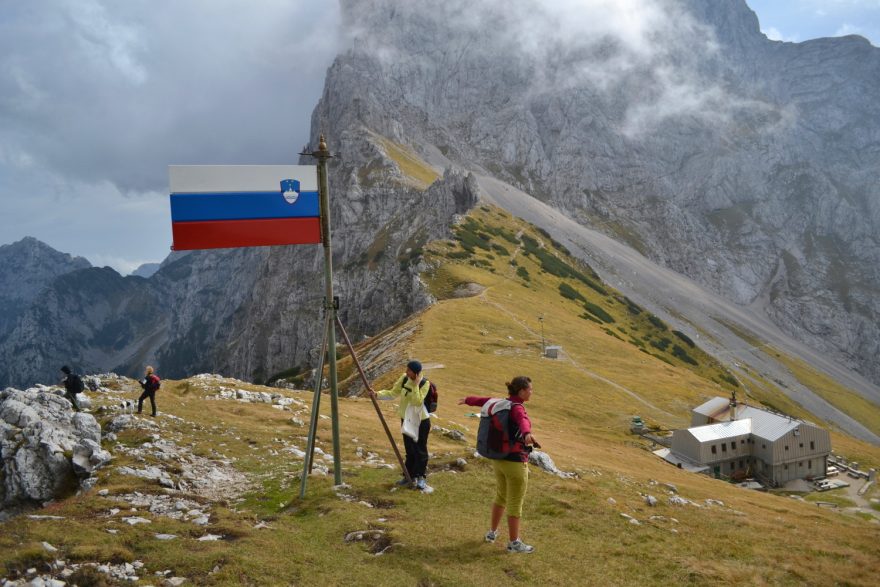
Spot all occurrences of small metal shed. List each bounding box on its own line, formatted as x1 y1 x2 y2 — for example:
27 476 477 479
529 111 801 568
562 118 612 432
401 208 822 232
544 345 562 359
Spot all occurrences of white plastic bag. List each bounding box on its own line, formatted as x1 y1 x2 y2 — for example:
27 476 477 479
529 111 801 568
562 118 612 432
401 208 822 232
402 404 423 440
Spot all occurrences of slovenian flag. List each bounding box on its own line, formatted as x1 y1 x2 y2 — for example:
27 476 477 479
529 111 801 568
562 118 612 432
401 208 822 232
169 165 322 250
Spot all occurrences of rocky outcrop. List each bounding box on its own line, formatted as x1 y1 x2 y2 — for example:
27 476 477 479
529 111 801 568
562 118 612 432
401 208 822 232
0 387 106 516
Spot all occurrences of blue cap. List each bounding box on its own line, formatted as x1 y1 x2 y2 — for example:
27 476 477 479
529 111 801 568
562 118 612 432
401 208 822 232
407 360 422 374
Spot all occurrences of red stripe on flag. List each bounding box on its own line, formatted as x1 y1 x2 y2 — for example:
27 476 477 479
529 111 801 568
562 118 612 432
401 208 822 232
172 217 322 250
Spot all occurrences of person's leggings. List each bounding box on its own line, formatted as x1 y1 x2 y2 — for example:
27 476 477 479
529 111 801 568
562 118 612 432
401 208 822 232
492 459 530 517
138 389 157 416
64 391 80 411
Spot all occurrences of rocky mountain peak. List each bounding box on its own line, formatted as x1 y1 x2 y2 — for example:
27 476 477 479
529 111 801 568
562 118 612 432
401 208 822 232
0 237 91 300
0 237 92 339
131 263 161 278
323 0 880 387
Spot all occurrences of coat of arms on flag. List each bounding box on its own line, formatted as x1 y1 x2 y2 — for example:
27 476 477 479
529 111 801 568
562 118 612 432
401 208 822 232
281 179 300 204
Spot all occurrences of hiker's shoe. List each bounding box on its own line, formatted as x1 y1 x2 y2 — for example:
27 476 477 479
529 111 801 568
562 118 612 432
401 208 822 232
485 529 498 543
395 477 411 486
415 477 427 491
507 539 534 554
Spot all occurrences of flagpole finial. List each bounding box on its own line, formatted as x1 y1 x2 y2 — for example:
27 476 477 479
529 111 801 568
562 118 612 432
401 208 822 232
300 134 332 160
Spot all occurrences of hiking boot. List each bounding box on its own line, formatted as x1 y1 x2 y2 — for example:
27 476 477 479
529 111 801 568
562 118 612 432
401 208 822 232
415 477 427 491
395 477 412 487
485 529 498 543
507 539 534 554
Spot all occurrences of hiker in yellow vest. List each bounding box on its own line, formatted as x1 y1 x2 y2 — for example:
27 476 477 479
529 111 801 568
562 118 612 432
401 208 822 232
372 360 432 490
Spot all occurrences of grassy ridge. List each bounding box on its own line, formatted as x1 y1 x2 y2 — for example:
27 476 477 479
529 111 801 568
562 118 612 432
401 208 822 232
771 348 880 437
2 205 879 585
356 130 439 191
714 317 880 440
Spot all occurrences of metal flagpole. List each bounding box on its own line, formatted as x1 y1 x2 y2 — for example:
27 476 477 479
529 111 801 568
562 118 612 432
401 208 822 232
308 135 342 485
299 310 330 498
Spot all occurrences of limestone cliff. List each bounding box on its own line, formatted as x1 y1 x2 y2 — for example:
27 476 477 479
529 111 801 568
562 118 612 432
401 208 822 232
320 0 880 385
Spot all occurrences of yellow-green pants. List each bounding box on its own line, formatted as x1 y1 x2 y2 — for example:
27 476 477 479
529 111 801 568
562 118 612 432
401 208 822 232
492 459 529 518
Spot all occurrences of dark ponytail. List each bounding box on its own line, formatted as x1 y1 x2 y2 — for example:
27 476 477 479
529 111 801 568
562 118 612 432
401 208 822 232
506 376 532 396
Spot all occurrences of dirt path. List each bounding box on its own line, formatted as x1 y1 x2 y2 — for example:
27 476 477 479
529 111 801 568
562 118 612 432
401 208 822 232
473 232 676 421
841 477 880 521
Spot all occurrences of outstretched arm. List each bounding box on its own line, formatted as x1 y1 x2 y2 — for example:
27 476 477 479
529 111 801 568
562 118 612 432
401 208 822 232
375 375 405 400
459 396 490 407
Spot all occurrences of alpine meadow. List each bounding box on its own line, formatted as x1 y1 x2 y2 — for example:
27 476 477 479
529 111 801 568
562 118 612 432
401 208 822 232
2 1 880 586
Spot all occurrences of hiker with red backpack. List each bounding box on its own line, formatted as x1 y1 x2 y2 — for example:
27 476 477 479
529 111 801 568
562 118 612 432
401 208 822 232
137 365 161 417
458 375 540 554
371 360 436 491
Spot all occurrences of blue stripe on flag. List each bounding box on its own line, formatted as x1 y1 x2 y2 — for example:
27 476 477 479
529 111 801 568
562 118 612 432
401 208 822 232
170 190 319 222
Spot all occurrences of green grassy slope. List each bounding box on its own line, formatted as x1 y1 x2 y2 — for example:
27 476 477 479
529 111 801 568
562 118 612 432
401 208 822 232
2 205 879 586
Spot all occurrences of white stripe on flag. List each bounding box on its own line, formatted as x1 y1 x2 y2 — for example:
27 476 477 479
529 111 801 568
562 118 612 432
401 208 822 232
169 165 318 193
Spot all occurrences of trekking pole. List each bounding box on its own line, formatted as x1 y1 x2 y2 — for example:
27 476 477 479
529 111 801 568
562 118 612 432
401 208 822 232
335 316 411 483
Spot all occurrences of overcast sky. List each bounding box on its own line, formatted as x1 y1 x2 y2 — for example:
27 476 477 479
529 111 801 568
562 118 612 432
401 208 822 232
748 0 880 44
1 1 877 275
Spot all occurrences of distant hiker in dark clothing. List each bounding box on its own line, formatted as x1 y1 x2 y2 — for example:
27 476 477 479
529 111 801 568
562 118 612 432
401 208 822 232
459 375 539 554
371 360 433 491
60 365 83 412
137 365 161 416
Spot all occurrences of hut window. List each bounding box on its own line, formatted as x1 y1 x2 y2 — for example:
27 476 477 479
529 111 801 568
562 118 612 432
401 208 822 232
810 441 815 450
711 445 717 454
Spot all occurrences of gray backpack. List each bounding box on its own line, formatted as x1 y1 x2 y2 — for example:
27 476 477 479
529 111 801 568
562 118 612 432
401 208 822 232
476 399 515 459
